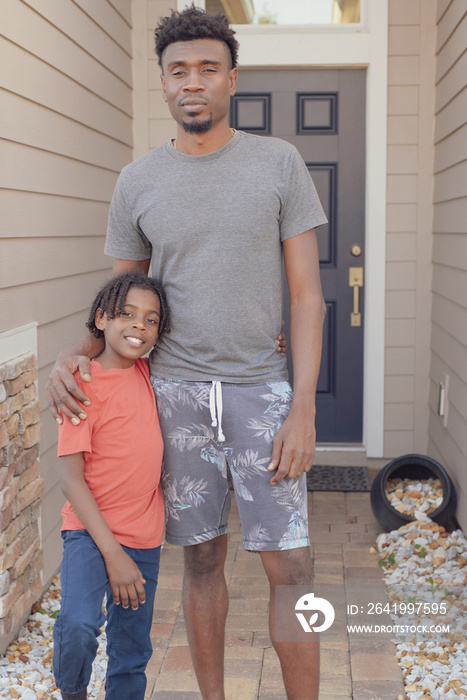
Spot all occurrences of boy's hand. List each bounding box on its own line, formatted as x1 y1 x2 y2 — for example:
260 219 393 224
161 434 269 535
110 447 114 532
46 350 92 425
104 549 146 610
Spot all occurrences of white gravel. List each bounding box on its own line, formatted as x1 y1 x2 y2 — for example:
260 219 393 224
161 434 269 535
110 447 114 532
385 477 444 518
0 576 107 699
376 502 467 699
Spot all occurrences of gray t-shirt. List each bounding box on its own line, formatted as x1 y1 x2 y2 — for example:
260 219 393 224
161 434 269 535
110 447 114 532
105 130 327 383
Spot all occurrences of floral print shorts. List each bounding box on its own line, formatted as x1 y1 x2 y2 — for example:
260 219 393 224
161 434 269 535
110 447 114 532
151 377 310 552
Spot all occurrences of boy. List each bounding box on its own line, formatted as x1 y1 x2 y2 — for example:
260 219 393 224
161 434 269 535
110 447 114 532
53 272 170 700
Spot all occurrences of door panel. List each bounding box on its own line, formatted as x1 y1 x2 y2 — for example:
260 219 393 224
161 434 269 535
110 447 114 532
231 69 366 442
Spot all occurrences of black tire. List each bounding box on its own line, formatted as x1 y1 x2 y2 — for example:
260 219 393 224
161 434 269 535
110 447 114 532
370 453 457 531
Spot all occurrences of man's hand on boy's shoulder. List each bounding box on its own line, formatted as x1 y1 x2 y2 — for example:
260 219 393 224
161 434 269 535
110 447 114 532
46 349 92 425
47 332 104 425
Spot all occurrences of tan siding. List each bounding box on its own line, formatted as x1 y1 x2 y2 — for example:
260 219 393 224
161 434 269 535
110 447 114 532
428 430 467 531
433 202 467 233
434 123 467 172
0 39 132 144
389 0 421 25
72 0 133 54
108 0 133 26
384 0 437 458
387 115 419 144
147 0 178 26
434 86 467 143
144 1 176 155
388 86 419 115
435 9 467 81
434 161 467 202
1 0 133 584
0 191 110 239
387 174 418 203
149 119 177 147
385 404 415 431
386 204 418 231
389 26 421 55
437 0 452 23
387 145 419 173
37 436 63 487
385 319 416 347
384 431 417 456
388 56 420 84
429 1 467 532
435 0 466 51
432 295 467 348
131 0 176 159
21 0 133 85
3 7 132 115
432 263 467 305
435 52 467 112
3 141 119 200
385 291 416 319
431 324 467 384
432 234 467 270
431 355 467 424
386 232 417 260
385 348 415 376
0 269 109 331
385 262 417 289
385 375 415 403
3 92 131 170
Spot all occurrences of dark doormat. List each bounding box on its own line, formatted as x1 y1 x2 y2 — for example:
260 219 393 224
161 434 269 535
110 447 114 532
307 465 371 492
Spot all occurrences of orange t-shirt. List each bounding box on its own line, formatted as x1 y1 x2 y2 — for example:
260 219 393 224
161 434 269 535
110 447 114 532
58 358 164 549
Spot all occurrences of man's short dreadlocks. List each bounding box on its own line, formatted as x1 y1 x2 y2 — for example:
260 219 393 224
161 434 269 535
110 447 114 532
86 272 170 341
154 4 239 69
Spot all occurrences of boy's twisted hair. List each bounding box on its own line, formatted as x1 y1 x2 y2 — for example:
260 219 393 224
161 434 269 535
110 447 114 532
86 272 170 341
154 4 239 69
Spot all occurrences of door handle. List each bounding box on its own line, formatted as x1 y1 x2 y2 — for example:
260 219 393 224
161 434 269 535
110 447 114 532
349 267 363 327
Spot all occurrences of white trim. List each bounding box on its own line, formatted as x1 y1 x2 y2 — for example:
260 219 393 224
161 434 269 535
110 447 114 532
234 27 370 67
0 323 38 365
177 0 204 8
234 1 388 458
362 0 387 457
316 445 366 452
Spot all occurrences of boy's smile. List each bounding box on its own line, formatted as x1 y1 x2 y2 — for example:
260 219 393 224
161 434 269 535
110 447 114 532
95 287 161 369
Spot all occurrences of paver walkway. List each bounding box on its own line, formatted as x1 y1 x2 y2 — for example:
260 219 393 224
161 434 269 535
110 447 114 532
101 490 406 699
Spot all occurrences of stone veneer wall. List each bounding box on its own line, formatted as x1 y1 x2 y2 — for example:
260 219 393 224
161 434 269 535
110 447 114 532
0 353 43 654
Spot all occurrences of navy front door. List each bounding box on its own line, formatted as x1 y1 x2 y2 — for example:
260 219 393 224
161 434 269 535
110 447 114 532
231 69 366 442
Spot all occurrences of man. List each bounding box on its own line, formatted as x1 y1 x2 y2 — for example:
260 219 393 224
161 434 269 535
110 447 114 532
47 6 327 699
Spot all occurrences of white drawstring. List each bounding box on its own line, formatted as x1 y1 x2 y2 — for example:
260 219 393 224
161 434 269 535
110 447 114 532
209 380 225 443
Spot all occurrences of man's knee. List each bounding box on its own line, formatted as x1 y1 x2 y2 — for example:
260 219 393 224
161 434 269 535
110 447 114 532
261 546 313 586
184 535 227 578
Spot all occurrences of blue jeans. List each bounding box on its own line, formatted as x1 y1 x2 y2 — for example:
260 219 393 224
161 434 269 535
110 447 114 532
53 530 160 699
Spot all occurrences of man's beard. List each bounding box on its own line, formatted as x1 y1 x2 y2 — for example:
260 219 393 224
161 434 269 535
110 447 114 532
181 115 213 134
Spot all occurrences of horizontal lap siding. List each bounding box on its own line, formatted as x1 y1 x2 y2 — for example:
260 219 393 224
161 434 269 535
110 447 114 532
1 0 133 583
386 3 420 460
428 0 467 530
147 1 176 154
384 0 437 457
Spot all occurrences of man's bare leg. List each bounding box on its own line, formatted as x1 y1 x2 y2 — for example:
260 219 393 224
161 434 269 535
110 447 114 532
260 546 319 700
182 534 228 700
